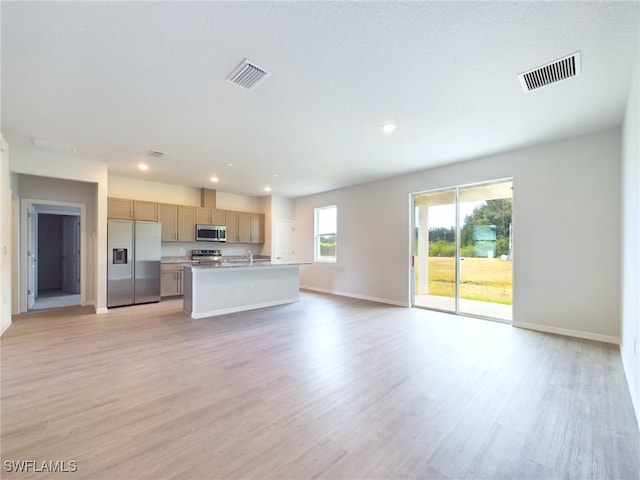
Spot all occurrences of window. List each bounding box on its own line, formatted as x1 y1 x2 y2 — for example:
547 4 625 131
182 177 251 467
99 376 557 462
314 205 337 262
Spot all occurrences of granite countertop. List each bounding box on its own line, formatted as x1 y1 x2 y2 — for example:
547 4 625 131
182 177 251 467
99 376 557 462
162 256 273 265
186 261 308 270
161 257 198 264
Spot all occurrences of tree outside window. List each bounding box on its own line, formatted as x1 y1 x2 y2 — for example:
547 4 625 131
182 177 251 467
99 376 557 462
315 205 337 262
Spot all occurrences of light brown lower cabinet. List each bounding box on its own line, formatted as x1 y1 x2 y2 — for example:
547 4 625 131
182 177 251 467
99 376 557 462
161 264 183 297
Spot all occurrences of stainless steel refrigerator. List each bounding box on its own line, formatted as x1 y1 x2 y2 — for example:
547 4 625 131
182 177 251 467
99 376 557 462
107 220 161 307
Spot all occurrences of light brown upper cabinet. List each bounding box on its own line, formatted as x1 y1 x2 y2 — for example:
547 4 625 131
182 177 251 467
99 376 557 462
223 210 264 244
159 204 196 242
250 213 265 244
108 197 133 219
177 206 196 242
238 212 252 243
158 204 178 241
133 201 157 222
108 197 158 221
195 207 211 225
225 210 239 243
212 209 226 225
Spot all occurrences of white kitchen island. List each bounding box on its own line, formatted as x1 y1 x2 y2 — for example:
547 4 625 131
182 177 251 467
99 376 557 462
183 262 305 319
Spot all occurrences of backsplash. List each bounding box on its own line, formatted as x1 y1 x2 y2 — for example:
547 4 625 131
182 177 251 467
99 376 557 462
161 242 262 258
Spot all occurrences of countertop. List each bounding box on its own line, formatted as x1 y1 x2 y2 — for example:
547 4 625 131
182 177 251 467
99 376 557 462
161 256 271 264
185 261 308 270
161 257 198 264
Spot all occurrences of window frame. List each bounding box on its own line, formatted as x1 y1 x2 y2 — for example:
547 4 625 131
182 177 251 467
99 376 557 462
314 205 337 263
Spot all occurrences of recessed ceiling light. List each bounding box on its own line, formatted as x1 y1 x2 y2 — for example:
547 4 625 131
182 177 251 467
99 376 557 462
272 173 279 177
210 176 219 183
264 186 271 192
226 163 233 167
138 163 149 171
381 123 396 134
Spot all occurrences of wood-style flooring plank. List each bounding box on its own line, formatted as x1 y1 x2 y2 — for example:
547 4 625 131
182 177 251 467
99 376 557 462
1 292 638 480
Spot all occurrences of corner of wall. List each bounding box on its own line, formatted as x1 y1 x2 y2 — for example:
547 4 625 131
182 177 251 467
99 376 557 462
1 135 13 334
621 60 640 430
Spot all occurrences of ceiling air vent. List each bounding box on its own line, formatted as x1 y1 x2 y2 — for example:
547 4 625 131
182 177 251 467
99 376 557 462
518 52 581 93
32 137 76 155
148 150 165 159
226 59 270 90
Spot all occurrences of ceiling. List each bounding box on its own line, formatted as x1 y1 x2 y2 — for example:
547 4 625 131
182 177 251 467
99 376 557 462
1 2 638 198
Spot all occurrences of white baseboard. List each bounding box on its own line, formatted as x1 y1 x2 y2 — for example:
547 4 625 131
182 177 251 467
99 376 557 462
1 320 11 336
512 321 620 345
95 307 108 314
300 286 410 308
189 298 299 319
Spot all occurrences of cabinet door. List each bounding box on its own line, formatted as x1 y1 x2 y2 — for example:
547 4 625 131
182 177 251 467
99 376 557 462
134 201 158 221
212 209 226 225
195 207 211 225
108 197 133 219
158 204 178 241
177 205 196 242
250 213 265 244
225 210 239 243
238 212 251 243
161 269 181 297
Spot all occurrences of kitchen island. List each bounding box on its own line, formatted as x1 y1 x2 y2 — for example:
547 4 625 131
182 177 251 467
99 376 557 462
183 262 306 319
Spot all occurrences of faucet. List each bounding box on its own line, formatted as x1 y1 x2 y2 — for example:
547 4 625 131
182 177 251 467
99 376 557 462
247 250 253 265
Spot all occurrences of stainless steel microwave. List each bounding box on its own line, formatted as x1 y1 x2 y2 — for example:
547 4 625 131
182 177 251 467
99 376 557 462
196 224 226 242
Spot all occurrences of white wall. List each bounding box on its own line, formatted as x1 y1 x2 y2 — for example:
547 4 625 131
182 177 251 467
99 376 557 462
10 147 108 312
294 129 622 342
621 62 640 428
261 197 272 257
216 191 263 212
258 195 295 259
0 136 12 335
108 175 265 212
108 175 202 206
17 175 96 306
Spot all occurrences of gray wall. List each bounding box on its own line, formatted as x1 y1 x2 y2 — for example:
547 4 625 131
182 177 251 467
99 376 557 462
18 174 97 304
294 128 621 343
621 62 639 427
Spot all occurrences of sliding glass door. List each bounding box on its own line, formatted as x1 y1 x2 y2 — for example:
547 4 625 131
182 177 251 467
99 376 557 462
414 189 457 312
413 179 513 322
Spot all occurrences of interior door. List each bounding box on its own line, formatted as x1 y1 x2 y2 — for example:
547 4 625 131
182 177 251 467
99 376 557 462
62 215 80 294
274 220 294 262
27 205 37 309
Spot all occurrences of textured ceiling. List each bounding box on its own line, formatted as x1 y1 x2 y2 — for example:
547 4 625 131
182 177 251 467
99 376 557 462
1 2 638 198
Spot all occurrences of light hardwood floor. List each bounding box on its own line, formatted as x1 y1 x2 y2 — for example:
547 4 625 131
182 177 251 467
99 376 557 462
1 292 638 479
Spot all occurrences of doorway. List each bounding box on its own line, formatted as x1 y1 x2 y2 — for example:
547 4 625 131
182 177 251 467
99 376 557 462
21 200 85 312
412 179 513 322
